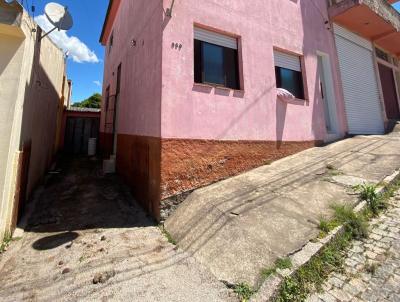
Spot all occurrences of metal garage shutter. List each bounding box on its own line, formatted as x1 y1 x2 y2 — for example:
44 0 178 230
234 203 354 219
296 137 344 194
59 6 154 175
194 27 237 50
334 25 384 135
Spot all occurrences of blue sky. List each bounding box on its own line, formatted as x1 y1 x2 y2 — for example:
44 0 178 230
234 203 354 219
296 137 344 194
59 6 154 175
20 1 400 102
22 0 109 103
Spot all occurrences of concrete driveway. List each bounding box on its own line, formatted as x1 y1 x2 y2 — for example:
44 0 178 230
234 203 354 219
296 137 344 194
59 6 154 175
165 131 400 287
0 158 235 302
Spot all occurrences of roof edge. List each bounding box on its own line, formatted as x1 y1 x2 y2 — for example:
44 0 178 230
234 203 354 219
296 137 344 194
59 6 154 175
99 0 114 45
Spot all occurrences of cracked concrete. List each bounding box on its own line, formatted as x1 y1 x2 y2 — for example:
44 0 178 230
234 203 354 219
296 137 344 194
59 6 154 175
165 132 400 287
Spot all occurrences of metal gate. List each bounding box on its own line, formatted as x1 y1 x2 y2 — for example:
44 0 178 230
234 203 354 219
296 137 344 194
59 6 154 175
64 117 100 155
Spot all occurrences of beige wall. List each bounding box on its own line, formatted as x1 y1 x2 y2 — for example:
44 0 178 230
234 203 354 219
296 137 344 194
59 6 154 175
0 10 65 239
0 32 24 213
0 27 25 239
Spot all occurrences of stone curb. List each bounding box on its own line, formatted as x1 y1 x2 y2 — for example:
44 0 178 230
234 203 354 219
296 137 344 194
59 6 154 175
251 169 400 302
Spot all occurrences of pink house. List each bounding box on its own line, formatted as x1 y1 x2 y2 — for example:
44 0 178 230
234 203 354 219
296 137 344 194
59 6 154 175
99 0 394 221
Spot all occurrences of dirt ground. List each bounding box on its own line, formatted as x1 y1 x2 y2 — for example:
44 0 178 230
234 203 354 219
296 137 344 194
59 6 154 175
0 157 235 302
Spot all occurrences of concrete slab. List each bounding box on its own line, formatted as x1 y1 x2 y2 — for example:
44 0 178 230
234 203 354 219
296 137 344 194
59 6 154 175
165 133 400 287
332 175 368 187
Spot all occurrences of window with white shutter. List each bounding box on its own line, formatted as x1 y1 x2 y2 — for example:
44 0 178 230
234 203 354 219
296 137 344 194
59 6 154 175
194 27 240 90
274 50 305 99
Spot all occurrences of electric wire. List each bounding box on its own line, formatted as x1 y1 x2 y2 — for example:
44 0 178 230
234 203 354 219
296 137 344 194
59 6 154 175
309 0 331 30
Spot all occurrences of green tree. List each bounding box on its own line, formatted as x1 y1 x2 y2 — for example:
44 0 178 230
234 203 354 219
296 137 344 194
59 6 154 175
73 93 102 109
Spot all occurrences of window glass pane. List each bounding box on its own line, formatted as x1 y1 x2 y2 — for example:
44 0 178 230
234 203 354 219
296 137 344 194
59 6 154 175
225 47 239 89
276 67 304 99
203 42 225 85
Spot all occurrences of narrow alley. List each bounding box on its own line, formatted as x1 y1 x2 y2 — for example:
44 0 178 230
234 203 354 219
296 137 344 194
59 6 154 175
0 158 234 302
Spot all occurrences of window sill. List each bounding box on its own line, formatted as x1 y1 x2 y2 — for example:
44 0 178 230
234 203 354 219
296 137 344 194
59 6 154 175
193 82 244 93
277 96 308 104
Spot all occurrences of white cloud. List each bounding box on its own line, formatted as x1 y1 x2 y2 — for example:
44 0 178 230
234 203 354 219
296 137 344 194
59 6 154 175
93 80 102 87
35 14 99 64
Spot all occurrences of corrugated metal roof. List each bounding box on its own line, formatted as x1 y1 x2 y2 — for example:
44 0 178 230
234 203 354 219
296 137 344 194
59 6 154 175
68 107 101 113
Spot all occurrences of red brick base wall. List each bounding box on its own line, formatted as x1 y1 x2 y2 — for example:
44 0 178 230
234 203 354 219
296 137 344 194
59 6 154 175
161 139 320 199
110 135 320 221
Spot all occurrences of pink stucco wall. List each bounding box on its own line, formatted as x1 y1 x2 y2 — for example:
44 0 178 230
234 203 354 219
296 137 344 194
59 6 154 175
161 0 348 141
101 0 163 138
102 0 348 142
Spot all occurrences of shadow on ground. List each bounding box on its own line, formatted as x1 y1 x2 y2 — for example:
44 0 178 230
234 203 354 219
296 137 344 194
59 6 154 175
27 156 155 239
0 156 233 302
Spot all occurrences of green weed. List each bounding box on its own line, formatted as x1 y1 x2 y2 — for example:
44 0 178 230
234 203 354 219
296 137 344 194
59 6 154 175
274 233 351 302
159 225 177 245
354 184 385 215
234 283 255 302
260 257 293 281
275 258 292 270
331 204 368 239
274 180 400 302
261 267 276 279
0 233 13 254
318 218 340 238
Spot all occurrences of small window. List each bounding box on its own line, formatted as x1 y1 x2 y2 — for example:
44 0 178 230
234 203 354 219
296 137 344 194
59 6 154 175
274 50 305 100
194 27 240 90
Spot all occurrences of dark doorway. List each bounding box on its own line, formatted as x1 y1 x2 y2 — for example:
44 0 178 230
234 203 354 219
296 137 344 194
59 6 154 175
378 63 400 120
64 117 100 155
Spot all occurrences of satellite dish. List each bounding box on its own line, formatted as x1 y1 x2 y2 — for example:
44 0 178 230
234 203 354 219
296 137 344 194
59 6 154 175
39 2 73 40
45 2 73 31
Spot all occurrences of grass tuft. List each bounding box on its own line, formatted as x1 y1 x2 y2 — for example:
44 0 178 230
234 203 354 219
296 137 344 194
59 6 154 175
275 179 400 302
354 183 386 216
318 218 340 238
331 204 368 240
159 225 177 245
261 267 277 279
275 258 292 270
274 233 351 302
234 283 255 302
260 257 293 282
0 232 13 254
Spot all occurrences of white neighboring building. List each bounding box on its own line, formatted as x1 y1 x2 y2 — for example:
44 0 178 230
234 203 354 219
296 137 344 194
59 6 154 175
0 0 69 239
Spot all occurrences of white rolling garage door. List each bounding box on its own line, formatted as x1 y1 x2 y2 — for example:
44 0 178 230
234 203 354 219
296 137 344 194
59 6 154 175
334 25 384 134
